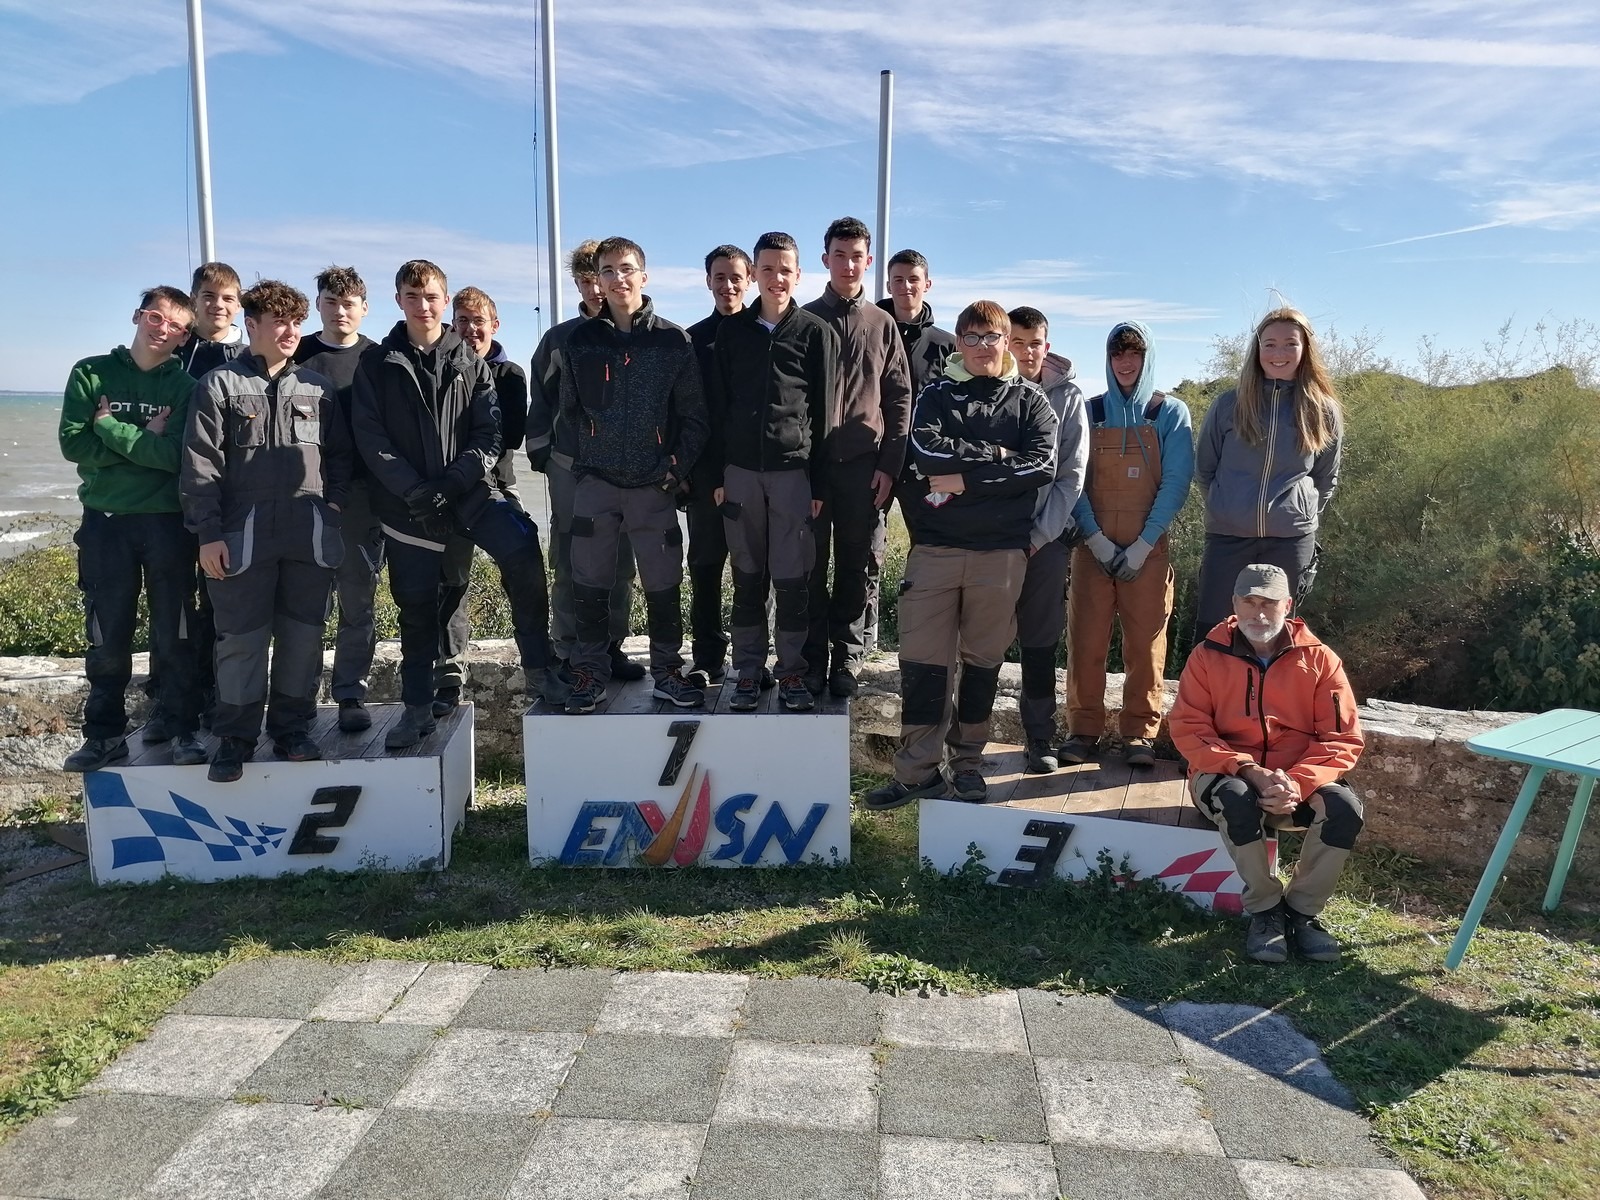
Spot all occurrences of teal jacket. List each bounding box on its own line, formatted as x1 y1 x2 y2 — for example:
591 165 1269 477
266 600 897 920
58 347 194 513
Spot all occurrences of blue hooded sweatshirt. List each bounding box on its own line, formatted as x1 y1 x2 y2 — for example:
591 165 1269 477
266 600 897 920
1069 320 1194 546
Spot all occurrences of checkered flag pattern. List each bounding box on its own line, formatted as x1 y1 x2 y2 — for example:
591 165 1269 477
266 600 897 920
84 774 288 869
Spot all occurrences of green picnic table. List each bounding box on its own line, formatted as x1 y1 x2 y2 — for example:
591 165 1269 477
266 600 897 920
1445 708 1600 970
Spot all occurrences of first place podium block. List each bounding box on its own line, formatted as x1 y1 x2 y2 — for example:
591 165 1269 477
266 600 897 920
526 676 851 868
83 705 475 885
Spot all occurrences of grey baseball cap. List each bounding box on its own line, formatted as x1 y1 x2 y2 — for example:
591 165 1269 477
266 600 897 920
1234 563 1291 600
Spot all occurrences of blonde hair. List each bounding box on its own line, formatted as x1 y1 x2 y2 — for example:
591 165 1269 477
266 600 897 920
1234 306 1340 454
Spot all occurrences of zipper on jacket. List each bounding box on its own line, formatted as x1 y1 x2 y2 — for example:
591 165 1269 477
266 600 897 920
1332 691 1343 733
1258 383 1280 537
1244 672 1254 717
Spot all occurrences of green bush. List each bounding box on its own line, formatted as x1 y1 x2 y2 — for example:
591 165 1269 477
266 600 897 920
0 545 87 656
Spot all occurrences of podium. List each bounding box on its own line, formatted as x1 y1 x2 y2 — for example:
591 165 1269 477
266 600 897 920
83 705 475 885
525 676 851 867
918 747 1273 912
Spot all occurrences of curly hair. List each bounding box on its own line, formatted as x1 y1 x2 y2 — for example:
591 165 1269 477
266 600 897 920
240 279 309 322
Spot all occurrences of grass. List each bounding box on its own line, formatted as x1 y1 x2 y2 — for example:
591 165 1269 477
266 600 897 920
0 776 1597 1200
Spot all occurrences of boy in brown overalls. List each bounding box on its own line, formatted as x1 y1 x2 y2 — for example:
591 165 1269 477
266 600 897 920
1062 321 1194 767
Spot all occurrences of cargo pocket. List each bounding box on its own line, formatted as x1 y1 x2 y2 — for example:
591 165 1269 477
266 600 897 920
719 500 743 521
222 507 257 577
291 400 321 444
228 397 267 447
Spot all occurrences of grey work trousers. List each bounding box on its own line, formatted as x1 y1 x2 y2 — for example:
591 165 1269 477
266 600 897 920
722 465 815 679
571 475 685 685
328 478 385 703
547 456 636 658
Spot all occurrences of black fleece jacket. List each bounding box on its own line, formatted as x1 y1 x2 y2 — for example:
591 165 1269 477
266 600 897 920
877 298 956 395
558 297 709 490
707 300 838 498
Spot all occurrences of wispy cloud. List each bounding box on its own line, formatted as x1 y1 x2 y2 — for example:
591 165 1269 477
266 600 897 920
1344 181 1600 250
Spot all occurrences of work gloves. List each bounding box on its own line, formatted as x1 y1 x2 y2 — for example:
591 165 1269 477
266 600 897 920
1112 537 1155 581
404 481 453 539
1085 532 1120 575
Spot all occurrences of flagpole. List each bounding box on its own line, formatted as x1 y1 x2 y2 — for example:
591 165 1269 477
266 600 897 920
186 0 216 262
541 0 563 325
874 69 893 302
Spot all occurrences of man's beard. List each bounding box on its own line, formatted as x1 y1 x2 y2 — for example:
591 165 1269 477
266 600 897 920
1242 615 1286 647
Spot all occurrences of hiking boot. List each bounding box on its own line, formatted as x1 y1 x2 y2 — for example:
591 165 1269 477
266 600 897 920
828 666 858 698
529 665 573 709
729 677 761 712
430 687 461 719
863 773 945 812
1124 737 1156 768
1287 907 1342 963
207 736 254 784
802 668 826 696
273 731 323 762
338 698 372 732
140 709 175 744
385 704 438 750
947 767 988 803
564 671 607 715
1057 734 1097 765
759 667 776 691
62 735 128 773
779 675 815 711
653 671 706 709
170 733 208 767
1025 739 1059 774
1244 902 1289 965
608 641 647 682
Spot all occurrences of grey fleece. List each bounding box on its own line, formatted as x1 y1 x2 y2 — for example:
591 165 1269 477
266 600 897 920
1030 352 1091 551
1195 383 1342 538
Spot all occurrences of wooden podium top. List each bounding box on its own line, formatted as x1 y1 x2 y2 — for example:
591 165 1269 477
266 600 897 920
527 675 851 718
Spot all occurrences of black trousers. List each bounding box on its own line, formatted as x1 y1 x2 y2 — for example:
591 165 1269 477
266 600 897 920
1014 539 1071 742
685 489 729 670
805 453 879 673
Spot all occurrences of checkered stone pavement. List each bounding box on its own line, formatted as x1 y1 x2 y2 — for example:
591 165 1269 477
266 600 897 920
0 959 1429 1200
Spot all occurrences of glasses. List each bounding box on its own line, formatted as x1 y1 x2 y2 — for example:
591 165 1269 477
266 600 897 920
599 265 641 282
454 313 493 330
959 331 1004 348
138 309 190 337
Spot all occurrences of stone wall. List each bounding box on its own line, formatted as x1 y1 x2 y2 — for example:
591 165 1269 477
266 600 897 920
4 642 1595 887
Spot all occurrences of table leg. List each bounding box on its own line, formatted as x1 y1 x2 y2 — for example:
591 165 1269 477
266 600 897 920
1543 776 1596 913
1445 766 1547 970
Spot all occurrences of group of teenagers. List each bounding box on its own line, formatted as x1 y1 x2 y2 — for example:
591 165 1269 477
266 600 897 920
58 215 1368 963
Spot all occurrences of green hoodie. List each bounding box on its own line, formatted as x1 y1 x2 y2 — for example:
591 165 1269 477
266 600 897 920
59 346 195 513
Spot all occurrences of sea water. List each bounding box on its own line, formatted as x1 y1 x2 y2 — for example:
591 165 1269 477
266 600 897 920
0 392 78 556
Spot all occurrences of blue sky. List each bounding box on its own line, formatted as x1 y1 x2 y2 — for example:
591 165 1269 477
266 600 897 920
2 1 1598 393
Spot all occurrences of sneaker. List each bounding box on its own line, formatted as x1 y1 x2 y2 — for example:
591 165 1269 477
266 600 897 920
169 733 208 767
759 667 777 691
338 698 372 732
385 704 438 750
207 736 254 784
802 666 826 696
652 671 706 709
828 666 858 698
1057 734 1097 765
62 735 128 773
273 731 323 762
140 709 175 744
430 687 461 719
947 767 988 803
1124 737 1156 768
1244 902 1289 965
779 675 815 711
1025 739 1059 774
608 641 647 682
862 772 945 812
564 671 607 715
1287 907 1342 963
729 677 761 712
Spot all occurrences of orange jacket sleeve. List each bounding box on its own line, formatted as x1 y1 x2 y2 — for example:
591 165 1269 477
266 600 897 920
1169 651 1255 778
1285 648 1364 796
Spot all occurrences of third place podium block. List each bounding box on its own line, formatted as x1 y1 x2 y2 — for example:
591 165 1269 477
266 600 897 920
525 675 851 868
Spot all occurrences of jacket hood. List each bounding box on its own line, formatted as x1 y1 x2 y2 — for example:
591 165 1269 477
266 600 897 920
597 296 658 331
379 320 468 359
1039 351 1075 389
875 297 938 333
112 344 189 378
1203 614 1323 655
1104 320 1156 410
487 339 510 364
943 349 1020 383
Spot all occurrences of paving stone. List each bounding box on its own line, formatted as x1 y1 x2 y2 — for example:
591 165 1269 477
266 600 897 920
391 1028 583 1114
1018 990 1180 1064
308 960 427 1022
144 1101 375 1199
317 1109 538 1200
878 1047 1046 1142
692 1125 876 1200
238 1021 437 1106
452 968 615 1032
0 1094 217 1200
592 970 747 1037
507 1116 703 1200
379 962 490 1025
1034 1058 1223 1156
738 977 880 1045
1201 1069 1391 1168
1233 1159 1430 1199
880 990 1028 1053
173 957 347 1019
1162 1001 1332 1078
552 1034 731 1123
94 1014 299 1098
1054 1143 1249 1200
712 1040 876 1132
879 1134 1059 1200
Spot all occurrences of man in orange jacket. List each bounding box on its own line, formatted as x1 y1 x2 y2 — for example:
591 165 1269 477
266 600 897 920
1168 563 1364 964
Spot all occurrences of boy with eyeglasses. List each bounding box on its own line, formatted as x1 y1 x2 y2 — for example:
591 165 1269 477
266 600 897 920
864 302 1056 810
59 286 208 772
559 236 709 713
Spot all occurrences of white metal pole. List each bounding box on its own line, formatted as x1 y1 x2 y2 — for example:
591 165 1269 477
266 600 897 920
186 0 216 263
874 69 893 303
541 0 563 325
